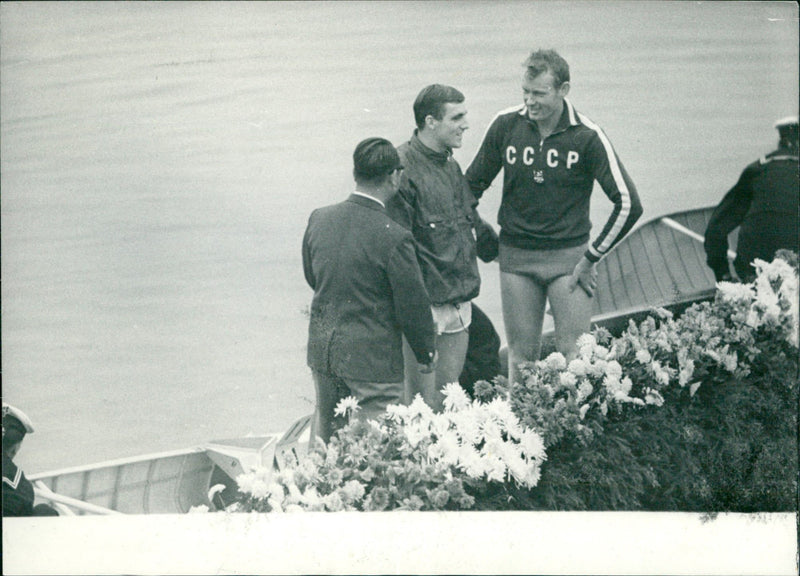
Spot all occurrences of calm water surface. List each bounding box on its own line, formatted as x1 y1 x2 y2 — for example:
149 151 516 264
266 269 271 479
2 1 797 473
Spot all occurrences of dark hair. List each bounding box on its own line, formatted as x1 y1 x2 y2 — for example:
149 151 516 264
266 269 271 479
413 84 465 130
524 49 570 88
2 416 25 455
778 123 798 150
353 137 401 185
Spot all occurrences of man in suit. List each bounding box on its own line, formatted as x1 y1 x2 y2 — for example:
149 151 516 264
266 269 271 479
302 137 437 443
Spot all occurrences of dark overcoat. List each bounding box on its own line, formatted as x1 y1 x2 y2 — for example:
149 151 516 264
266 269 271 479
302 194 435 382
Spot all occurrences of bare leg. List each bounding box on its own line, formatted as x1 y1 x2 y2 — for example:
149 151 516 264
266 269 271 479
428 329 469 411
547 275 593 361
403 330 468 411
501 271 548 384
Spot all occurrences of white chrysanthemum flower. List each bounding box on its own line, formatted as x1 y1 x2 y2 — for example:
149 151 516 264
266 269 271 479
249 478 271 500
334 396 360 418
559 371 577 388
324 491 344 512
523 465 542 488
678 359 695 386
612 390 631 403
505 453 530 485
341 480 366 502
503 415 524 440
486 398 518 429
480 417 503 443
276 468 295 485
722 351 738 373
576 333 597 350
301 486 322 507
482 453 506 483
579 403 591 420
568 358 589 377
428 431 460 466
458 444 486 478
576 381 594 402
236 472 254 495
408 394 435 420
588 358 608 378
605 360 623 379
385 402 410 422
755 284 782 323
603 372 621 393
425 412 448 438
482 436 505 457
518 429 546 461
403 422 428 448
442 428 463 456
755 257 792 282
286 482 303 502
717 281 755 304
635 349 652 364
644 388 665 407
544 352 567 371
449 410 482 446
298 456 320 481
442 382 471 412
652 306 673 320
745 307 761 330
651 360 670 386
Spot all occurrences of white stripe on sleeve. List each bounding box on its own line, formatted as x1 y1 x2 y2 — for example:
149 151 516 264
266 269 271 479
576 112 632 257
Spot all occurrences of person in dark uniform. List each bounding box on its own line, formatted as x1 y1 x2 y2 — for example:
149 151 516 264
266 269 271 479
705 116 800 282
459 303 502 397
2 404 58 516
458 217 503 397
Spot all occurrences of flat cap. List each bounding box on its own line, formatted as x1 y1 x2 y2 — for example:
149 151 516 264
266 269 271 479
774 115 798 129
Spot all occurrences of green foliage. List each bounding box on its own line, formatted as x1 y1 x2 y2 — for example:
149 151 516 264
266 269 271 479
680 334 798 512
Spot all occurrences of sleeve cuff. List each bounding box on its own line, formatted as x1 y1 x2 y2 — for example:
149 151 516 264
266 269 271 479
584 248 602 263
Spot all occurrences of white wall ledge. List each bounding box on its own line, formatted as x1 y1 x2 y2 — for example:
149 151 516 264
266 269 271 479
3 511 798 575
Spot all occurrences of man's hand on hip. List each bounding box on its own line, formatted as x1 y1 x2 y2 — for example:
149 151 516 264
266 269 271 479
568 255 598 297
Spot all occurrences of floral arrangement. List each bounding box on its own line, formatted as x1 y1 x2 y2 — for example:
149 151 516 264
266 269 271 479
473 252 798 510
477 254 798 444
235 383 546 512
231 253 797 513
